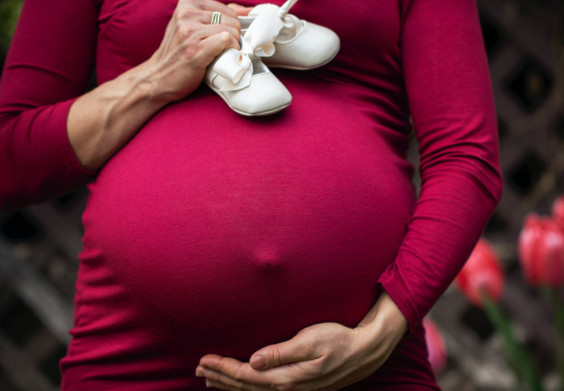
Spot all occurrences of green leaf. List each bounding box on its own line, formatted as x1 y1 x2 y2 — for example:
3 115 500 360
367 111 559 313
0 0 23 54
481 293 544 391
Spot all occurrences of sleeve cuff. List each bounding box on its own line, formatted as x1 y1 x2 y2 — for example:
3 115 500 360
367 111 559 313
378 262 422 333
57 98 98 178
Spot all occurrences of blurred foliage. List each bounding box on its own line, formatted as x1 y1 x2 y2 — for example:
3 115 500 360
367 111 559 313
0 0 23 65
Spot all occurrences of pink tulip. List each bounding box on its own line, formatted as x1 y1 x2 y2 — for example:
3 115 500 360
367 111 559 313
455 239 504 307
518 214 564 288
423 318 447 373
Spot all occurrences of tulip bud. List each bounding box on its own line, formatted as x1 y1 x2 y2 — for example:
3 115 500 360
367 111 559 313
518 214 564 288
423 318 447 373
455 239 504 307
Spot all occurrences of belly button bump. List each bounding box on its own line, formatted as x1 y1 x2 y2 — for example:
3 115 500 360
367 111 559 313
252 245 282 268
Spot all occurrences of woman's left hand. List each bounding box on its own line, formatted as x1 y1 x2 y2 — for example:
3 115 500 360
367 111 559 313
196 293 408 391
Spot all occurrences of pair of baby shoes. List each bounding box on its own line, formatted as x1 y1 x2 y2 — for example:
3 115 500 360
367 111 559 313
205 0 340 116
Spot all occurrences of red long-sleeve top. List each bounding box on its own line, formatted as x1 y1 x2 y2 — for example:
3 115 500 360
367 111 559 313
0 0 502 389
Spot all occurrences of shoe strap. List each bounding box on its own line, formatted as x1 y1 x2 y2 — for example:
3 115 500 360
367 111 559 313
242 5 283 57
278 0 298 17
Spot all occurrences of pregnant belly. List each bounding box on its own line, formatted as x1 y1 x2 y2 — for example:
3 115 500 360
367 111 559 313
79 83 415 359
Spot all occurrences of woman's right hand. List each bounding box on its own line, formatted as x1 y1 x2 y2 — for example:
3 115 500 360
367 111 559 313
144 0 243 104
68 0 245 170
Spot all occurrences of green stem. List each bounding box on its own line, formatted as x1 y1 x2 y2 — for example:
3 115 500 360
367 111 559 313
482 293 544 391
544 288 564 391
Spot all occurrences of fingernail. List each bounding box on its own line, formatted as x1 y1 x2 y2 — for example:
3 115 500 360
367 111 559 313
195 367 204 377
250 355 266 369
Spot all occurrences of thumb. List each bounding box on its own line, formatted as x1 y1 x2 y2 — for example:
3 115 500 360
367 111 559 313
249 332 318 371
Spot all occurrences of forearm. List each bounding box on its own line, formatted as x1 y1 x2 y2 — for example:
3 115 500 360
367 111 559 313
68 61 169 170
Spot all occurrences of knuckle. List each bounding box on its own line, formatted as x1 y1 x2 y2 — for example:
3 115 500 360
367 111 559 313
272 348 283 366
220 30 232 45
176 8 195 21
295 328 312 340
228 26 239 38
300 342 315 357
178 24 196 38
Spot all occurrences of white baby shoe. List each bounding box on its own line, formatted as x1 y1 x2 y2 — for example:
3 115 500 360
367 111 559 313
239 1 340 70
205 52 292 116
205 4 292 116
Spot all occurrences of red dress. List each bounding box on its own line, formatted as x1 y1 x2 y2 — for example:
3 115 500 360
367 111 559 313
0 0 502 389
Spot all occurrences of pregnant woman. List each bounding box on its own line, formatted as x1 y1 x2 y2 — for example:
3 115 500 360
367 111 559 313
0 0 502 389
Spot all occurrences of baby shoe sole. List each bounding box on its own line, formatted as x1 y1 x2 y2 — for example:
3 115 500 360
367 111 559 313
209 85 291 116
204 78 292 117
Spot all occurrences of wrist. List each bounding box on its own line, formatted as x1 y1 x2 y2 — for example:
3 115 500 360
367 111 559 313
135 54 202 106
119 60 171 109
354 293 408 350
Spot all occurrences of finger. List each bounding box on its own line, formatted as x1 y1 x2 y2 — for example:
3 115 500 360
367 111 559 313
197 0 238 18
176 23 240 57
197 366 267 391
200 9 240 30
204 379 233 391
250 334 320 370
198 23 240 42
174 5 240 30
176 22 239 48
227 3 253 16
196 30 240 65
199 355 280 387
